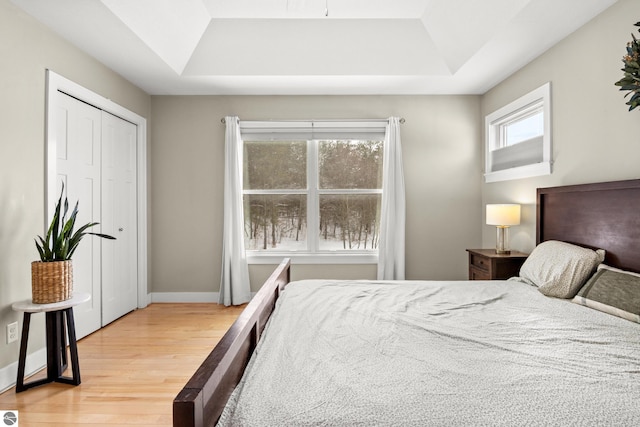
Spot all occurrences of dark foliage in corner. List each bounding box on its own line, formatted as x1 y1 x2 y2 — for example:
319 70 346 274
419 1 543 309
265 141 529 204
615 22 640 111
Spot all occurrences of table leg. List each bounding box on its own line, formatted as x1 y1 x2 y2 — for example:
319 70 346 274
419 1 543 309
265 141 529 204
60 313 68 369
45 311 64 380
15 313 31 393
59 308 81 385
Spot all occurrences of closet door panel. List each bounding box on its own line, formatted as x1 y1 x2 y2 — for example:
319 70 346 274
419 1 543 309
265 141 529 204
101 111 138 326
55 92 102 339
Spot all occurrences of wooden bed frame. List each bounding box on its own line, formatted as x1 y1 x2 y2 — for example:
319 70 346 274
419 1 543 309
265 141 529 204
173 259 291 427
173 178 640 427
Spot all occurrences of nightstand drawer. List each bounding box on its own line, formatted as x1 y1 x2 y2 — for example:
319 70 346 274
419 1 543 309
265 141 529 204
469 253 490 271
469 267 490 281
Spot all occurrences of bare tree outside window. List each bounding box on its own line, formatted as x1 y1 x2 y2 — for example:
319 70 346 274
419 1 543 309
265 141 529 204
243 139 383 253
318 194 380 250
243 141 307 190
318 140 383 189
318 140 382 251
243 194 307 250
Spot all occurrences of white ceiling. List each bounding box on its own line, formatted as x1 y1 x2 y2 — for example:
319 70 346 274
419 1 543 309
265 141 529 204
12 0 618 95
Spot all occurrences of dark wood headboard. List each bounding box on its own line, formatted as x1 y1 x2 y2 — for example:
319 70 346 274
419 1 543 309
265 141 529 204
537 179 640 274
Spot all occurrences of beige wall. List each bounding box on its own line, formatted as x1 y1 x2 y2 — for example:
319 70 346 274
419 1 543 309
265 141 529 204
150 95 483 292
480 0 640 254
0 0 150 375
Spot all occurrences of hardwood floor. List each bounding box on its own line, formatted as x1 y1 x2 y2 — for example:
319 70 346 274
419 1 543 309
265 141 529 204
0 303 244 426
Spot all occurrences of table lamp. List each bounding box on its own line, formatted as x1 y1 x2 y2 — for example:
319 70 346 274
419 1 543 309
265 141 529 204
486 204 521 254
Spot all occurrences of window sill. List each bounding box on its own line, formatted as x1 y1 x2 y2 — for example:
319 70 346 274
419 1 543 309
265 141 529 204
484 161 551 183
247 252 378 265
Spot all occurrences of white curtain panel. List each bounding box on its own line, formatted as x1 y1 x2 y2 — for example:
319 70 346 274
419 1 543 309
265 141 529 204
377 117 406 280
220 116 251 306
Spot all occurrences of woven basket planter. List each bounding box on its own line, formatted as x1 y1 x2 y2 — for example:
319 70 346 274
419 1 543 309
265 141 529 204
31 260 73 304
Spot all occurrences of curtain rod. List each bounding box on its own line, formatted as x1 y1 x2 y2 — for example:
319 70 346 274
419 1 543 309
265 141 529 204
220 117 405 124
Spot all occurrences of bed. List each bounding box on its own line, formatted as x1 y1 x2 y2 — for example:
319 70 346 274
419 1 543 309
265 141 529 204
173 179 640 427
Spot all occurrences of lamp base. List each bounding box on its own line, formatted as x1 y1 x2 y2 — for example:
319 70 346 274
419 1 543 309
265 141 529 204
495 226 510 255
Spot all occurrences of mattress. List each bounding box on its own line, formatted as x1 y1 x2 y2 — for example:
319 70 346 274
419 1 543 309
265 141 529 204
217 279 640 426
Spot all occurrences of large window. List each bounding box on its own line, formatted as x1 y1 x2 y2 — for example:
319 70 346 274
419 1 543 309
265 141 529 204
240 121 385 263
485 82 552 183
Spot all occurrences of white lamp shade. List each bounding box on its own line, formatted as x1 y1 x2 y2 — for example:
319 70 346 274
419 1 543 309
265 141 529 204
486 204 521 226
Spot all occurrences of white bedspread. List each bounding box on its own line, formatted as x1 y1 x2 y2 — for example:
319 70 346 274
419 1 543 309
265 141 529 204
217 280 640 426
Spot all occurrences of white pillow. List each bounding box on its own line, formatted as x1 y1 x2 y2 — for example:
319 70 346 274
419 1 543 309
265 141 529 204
518 240 605 299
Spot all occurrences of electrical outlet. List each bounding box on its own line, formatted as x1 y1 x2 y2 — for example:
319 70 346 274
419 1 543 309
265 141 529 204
6 322 18 344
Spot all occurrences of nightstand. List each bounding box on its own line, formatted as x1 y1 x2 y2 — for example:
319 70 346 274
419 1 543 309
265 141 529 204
466 249 528 280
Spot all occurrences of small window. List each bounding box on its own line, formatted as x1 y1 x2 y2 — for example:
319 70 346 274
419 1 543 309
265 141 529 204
485 82 551 183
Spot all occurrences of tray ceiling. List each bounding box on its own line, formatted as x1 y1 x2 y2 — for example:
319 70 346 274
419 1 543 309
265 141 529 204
11 0 618 95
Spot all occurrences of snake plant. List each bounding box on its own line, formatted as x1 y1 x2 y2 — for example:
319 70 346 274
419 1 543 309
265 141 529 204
35 184 115 262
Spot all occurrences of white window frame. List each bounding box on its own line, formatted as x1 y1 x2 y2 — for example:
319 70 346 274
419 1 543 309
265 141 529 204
485 82 552 183
240 120 386 265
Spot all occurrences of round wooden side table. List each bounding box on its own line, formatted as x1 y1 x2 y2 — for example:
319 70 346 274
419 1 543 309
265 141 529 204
12 292 90 392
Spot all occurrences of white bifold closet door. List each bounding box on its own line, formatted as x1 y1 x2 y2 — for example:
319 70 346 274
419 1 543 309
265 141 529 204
100 111 138 326
55 91 138 339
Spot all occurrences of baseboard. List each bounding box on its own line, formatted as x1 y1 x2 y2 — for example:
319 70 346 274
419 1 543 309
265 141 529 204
149 292 257 303
150 292 220 303
0 347 47 394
